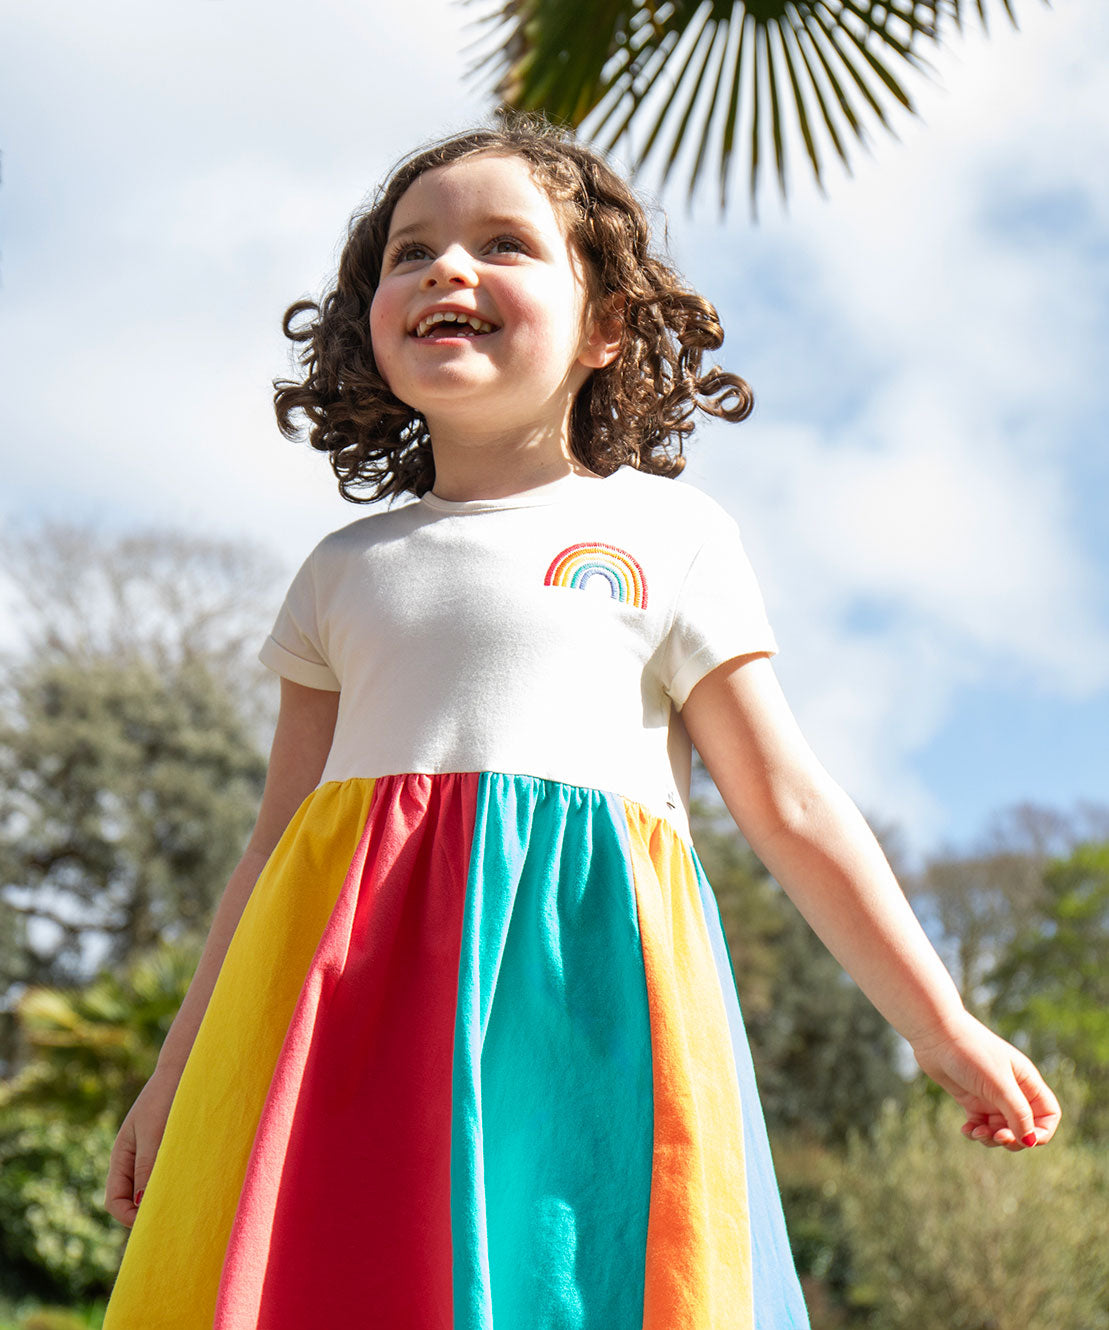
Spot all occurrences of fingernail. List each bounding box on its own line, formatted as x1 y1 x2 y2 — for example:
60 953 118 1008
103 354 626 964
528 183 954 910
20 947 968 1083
1022 1133 1036 1148
134 1189 144 1205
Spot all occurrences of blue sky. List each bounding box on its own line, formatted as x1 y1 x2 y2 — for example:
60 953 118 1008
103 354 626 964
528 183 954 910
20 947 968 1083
2 0 1106 865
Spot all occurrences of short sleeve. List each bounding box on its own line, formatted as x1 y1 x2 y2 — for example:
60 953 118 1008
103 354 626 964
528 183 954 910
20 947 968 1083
659 508 778 708
258 548 341 691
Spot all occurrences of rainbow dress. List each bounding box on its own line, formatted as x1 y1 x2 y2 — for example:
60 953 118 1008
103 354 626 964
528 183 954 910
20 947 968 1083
103 468 811 1329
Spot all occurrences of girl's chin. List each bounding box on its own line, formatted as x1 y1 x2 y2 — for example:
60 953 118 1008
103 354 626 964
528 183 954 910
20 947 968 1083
393 366 515 404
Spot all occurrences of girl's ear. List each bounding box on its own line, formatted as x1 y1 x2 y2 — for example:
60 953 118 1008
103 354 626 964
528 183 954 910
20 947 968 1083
580 293 625 370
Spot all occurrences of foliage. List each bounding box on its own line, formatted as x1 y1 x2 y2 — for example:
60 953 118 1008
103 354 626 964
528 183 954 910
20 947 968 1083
464 0 1050 212
904 802 1106 1014
0 938 202 1302
906 848 1045 1015
692 794 906 1144
2 1308 105 1330
904 810 1109 1143
835 1083 1109 1330
0 652 266 992
3 940 202 1126
771 1135 857 1316
0 1108 122 1303
0 518 282 1002
17 1310 105 1330
989 841 1109 1139
751 895 905 1145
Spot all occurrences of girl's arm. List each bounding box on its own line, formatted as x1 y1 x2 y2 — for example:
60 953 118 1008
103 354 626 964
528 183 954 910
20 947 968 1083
104 677 340 1225
681 653 1061 1151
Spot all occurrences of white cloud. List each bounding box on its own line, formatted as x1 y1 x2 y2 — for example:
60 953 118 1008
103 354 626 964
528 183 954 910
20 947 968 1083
1 0 495 550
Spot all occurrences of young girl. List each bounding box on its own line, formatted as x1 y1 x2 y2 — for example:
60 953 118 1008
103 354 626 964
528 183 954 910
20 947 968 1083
103 119 1060 1329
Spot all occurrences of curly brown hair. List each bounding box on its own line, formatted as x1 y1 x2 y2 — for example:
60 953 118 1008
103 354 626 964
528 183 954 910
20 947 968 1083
273 116 754 503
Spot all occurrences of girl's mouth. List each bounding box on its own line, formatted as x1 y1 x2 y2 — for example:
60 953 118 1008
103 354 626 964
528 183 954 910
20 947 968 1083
414 310 499 339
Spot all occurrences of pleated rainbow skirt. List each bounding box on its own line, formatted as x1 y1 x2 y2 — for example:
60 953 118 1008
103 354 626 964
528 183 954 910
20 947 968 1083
104 772 811 1329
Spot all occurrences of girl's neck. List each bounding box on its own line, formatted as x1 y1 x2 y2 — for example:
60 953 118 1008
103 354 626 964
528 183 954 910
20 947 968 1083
425 418 598 503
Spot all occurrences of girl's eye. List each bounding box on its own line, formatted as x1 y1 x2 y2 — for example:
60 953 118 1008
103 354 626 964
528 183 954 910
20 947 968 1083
387 242 431 266
384 235 527 267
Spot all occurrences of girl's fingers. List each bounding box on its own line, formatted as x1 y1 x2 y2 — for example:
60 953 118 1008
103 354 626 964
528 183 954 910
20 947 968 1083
104 1130 139 1227
963 1068 1061 1151
918 1022 1061 1153
992 1060 1061 1148
1015 1058 1063 1143
133 1147 158 1209
967 1045 1059 1148
991 1127 1020 1150
965 1120 1024 1150
979 1056 1039 1146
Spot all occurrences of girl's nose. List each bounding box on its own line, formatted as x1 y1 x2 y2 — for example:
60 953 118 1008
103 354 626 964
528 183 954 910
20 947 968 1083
420 245 478 289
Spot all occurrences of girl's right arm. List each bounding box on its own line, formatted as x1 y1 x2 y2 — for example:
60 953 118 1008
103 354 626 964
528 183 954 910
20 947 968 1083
681 654 1061 1151
103 677 340 1227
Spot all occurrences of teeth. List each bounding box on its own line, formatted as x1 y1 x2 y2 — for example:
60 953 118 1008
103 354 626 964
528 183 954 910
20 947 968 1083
415 311 497 338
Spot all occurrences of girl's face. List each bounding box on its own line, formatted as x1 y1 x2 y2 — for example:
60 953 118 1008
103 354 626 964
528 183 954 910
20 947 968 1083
370 153 618 444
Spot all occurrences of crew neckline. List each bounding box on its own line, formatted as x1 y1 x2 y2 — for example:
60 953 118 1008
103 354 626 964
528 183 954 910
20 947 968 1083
419 467 622 513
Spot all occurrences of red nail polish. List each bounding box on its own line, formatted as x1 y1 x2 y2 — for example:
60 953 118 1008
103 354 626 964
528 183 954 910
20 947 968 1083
1021 1133 1036 1148
135 1189 144 1204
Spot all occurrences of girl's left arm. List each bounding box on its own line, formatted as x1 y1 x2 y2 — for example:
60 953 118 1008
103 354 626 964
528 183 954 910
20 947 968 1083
681 653 1062 1151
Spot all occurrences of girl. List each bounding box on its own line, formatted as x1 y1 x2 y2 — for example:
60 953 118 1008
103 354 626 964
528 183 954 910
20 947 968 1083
103 119 1060 1329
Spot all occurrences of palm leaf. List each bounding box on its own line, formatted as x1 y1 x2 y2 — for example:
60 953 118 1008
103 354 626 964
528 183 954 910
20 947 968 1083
688 15 740 204
463 0 1051 214
637 10 719 170
777 20 825 198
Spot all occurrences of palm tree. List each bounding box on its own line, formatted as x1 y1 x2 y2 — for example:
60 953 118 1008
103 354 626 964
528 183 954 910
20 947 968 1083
463 0 1050 214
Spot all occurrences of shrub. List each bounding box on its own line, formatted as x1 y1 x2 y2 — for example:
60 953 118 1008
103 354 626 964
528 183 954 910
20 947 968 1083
21 1312 96 1330
0 1111 122 1301
836 1084 1109 1330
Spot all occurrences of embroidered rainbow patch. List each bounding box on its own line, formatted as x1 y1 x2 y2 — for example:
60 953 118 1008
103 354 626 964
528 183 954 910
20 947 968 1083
544 542 648 609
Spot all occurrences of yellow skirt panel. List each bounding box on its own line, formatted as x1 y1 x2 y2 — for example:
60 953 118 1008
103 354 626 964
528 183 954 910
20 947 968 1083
103 778 376 1330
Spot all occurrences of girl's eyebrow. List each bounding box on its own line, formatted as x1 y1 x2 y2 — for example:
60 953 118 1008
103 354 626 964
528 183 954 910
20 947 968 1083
385 213 543 246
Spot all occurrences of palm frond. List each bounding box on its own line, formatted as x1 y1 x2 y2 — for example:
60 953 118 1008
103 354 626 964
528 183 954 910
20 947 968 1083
638 9 719 171
687 15 739 204
788 16 851 179
463 0 1051 214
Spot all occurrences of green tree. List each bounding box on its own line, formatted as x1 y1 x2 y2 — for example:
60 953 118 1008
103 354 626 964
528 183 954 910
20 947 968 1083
0 523 274 1004
904 802 1107 1014
0 653 267 992
466 0 1050 212
988 841 1109 1139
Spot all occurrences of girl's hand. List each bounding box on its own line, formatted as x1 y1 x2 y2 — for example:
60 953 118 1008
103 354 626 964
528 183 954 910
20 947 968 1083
103 1067 181 1226
910 1011 1062 1151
